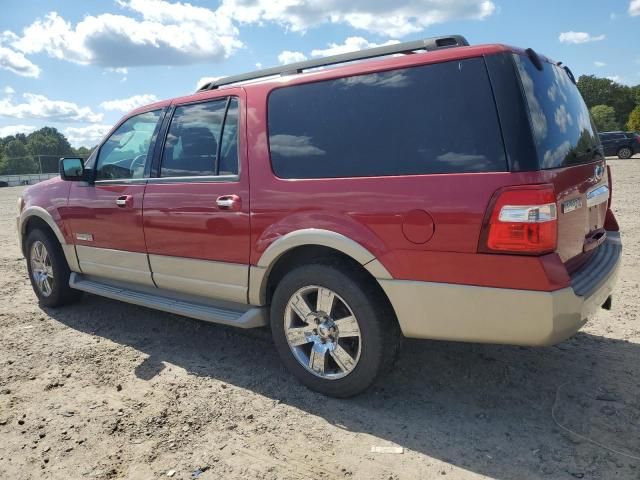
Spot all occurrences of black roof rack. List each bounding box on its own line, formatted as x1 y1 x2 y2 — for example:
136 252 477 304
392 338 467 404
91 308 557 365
197 34 469 91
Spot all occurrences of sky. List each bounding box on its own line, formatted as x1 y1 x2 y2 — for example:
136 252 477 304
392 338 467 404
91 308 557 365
0 0 639 148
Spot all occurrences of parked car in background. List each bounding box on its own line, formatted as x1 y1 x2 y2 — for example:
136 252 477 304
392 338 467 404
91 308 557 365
17 36 622 397
598 131 640 159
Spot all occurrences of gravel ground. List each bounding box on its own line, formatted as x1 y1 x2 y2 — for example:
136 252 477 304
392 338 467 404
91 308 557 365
0 159 639 480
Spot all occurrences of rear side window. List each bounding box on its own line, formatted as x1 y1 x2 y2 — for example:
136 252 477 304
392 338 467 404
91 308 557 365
268 58 507 179
160 98 239 178
512 54 599 169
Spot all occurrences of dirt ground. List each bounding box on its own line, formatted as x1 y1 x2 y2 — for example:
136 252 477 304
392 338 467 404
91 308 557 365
0 159 639 480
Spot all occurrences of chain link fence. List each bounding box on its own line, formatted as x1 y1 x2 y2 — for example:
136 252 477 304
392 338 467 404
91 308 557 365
0 154 64 175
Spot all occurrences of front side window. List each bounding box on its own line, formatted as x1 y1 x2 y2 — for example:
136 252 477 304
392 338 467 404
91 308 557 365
95 110 161 181
160 98 239 177
267 58 507 179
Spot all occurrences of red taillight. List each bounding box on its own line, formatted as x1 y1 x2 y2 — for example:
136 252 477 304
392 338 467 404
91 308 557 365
480 185 557 254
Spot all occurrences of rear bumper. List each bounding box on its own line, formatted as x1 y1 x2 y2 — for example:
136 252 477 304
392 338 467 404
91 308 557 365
379 231 622 346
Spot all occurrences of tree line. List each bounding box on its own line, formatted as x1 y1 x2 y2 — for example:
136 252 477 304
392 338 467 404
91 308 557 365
0 127 93 175
577 75 640 133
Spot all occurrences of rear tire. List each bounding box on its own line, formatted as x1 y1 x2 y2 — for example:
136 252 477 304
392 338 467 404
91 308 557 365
270 263 400 397
25 229 82 307
617 147 632 159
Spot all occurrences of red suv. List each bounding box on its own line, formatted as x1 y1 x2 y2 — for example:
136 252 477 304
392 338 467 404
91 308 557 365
17 36 621 397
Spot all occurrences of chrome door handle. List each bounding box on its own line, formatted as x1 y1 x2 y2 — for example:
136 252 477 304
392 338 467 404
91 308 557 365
116 195 133 208
216 194 241 211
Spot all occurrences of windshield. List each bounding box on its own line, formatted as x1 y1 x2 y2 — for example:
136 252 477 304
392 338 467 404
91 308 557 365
513 53 600 169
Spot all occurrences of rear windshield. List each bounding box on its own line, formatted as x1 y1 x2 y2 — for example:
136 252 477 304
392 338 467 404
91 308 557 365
513 54 599 169
268 57 507 179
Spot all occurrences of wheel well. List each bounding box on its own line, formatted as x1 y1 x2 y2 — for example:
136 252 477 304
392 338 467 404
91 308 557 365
264 245 397 320
22 216 57 254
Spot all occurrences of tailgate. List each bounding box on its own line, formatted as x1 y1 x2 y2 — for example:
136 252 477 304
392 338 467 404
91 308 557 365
552 160 609 265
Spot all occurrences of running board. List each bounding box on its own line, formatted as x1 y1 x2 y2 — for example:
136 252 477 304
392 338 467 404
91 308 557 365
69 273 268 328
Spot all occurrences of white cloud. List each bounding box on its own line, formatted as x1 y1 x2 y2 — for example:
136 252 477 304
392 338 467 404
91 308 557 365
222 0 496 37
606 75 625 84
558 31 605 44
0 124 37 137
0 93 103 123
195 76 222 90
278 50 307 65
310 37 400 57
8 0 242 68
64 124 112 148
630 0 640 16
3 86 15 95
0 44 40 77
594 61 606 67
100 94 159 112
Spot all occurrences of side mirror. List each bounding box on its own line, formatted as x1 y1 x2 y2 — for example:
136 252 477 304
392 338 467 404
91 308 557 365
59 158 86 181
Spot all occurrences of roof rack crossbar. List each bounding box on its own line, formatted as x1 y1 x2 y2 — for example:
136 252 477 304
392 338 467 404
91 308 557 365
198 34 469 91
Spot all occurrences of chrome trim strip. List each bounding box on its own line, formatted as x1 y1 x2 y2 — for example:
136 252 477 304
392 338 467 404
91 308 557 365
94 178 148 186
586 185 609 208
145 174 239 184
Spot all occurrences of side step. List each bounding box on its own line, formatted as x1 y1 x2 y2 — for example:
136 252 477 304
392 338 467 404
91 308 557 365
69 273 268 328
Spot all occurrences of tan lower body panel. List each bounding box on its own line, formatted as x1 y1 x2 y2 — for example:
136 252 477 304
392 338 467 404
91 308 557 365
76 245 154 287
148 254 248 304
379 263 618 347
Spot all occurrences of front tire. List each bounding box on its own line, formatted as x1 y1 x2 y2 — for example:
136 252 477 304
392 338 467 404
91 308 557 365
25 229 82 307
618 147 633 159
270 263 400 397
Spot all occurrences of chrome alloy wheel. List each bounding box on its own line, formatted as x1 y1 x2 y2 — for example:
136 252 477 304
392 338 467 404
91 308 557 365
30 240 54 297
284 285 362 379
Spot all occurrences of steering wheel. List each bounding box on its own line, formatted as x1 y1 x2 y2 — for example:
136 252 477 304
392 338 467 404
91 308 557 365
129 154 147 175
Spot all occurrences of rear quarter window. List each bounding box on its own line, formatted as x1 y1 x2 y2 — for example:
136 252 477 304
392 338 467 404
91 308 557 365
267 57 507 179
512 54 599 169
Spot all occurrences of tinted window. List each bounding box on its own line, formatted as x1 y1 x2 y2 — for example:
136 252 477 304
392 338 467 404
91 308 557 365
513 54 599 169
161 98 238 177
218 98 239 175
268 58 506 178
96 110 161 181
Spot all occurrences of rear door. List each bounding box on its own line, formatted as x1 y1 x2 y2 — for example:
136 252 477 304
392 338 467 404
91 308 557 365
512 54 609 267
142 91 250 303
67 109 163 286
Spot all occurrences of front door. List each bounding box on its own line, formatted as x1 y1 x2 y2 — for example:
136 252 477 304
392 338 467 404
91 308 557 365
66 109 163 286
142 92 251 303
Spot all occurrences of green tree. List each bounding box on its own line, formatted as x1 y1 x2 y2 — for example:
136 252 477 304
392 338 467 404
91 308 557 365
590 104 619 132
627 105 640 132
4 140 38 174
577 75 635 127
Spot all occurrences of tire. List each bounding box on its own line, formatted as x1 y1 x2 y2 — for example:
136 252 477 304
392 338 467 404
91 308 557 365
270 263 400 397
25 228 82 307
617 147 633 159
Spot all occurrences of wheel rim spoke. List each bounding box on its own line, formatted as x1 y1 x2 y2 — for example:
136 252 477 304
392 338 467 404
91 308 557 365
333 315 360 338
290 293 313 322
285 327 314 346
308 346 327 374
316 287 335 315
330 345 357 373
